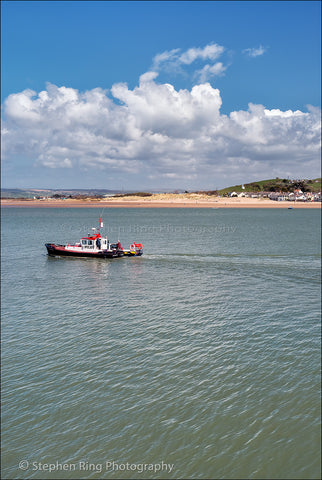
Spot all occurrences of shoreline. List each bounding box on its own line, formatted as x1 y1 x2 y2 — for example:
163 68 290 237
1 197 321 208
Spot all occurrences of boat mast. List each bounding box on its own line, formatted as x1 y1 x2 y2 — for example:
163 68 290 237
98 217 104 236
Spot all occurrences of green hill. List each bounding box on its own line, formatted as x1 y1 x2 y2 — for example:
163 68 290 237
218 178 321 195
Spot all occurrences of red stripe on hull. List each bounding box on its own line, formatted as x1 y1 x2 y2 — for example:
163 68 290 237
45 244 118 258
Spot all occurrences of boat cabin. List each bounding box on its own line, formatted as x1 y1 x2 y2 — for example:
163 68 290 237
80 236 108 250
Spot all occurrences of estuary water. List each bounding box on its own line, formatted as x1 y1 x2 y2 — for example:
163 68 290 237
1 207 321 480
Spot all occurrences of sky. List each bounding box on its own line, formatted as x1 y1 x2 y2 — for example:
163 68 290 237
1 0 321 190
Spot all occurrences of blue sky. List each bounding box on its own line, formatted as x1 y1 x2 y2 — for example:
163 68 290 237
1 1 321 190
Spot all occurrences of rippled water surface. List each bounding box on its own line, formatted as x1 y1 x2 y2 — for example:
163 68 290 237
1 207 321 479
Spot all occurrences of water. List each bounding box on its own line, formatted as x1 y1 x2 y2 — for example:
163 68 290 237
1 207 321 480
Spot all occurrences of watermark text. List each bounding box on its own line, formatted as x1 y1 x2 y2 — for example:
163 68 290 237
19 459 174 474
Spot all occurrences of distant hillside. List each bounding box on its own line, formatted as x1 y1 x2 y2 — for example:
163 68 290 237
218 178 321 195
2 179 321 199
1 187 186 199
1 188 122 199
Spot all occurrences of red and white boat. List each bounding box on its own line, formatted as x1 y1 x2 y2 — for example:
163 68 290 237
45 218 143 258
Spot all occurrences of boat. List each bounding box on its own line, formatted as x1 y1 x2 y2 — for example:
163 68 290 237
45 218 143 258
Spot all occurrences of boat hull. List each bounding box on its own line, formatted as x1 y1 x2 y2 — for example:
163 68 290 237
45 244 140 258
45 244 119 258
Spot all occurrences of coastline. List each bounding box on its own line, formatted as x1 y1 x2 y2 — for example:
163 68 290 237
1 196 321 208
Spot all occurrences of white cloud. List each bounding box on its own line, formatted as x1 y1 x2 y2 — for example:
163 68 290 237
139 71 159 84
2 77 320 187
151 48 181 70
243 45 267 57
195 62 227 82
152 43 225 69
179 44 225 64
150 43 227 81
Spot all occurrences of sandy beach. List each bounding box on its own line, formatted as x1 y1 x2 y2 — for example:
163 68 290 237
1 193 321 208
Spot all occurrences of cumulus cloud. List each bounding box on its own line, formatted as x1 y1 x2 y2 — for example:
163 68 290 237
2 78 320 186
243 45 267 57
